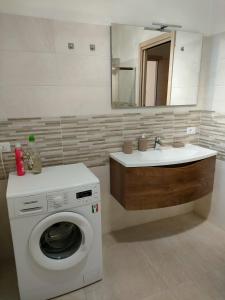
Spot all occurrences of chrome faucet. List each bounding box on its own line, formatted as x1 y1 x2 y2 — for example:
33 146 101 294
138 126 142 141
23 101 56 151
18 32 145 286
154 136 162 150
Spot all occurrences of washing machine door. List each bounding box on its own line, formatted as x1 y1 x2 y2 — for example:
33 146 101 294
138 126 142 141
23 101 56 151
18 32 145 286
29 212 93 271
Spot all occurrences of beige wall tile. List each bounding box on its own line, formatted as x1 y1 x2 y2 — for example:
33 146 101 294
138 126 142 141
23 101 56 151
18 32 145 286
0 52 57 85
0 85 111 118
195 159 225 232
0 13 55 52
55 54 110 86
52 20 110 56
0 13 202 118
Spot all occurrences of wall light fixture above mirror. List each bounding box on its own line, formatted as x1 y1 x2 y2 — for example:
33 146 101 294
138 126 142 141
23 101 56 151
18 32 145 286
111 24 203 108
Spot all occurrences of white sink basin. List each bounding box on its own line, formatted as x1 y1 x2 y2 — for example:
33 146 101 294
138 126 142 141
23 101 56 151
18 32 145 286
110 144 217 167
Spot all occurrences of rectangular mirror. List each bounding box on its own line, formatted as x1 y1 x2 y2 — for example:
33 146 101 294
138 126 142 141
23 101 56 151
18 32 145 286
111 24 203 108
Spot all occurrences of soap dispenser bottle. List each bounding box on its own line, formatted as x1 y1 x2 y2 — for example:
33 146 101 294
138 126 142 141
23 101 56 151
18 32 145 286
15 143 25 176
27 135 42 174
138 134 148 151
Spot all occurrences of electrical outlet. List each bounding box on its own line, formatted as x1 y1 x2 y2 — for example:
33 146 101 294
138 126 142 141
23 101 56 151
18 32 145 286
0 142 11 152
186 127 197 135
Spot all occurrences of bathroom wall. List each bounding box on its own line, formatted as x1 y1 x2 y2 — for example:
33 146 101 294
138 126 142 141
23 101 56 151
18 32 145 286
0 110 201 179
195 160 225 231
195 31 225 229
198 32 225 113
0 0 214 35
0 13 111 118
0 13 201 179
0 13 204 119
0 13 202 260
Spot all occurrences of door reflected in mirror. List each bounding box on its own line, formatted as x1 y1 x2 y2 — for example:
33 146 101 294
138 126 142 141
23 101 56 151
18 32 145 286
111 24 203 108
139 32 175 106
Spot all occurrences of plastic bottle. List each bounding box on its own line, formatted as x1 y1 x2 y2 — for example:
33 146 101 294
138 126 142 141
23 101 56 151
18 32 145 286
15 143 25 176
27 135 42 174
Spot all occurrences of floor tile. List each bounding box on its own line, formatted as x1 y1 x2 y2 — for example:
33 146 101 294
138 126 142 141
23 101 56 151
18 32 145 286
2 213 225 300
143 290 176 300
171 281 215 300
102 242 168 300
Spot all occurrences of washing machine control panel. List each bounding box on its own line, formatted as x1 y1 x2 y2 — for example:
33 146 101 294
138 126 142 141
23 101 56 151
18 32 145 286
47 184 99 212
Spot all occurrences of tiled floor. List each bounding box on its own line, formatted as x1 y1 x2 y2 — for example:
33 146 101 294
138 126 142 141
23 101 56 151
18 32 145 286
1 213 225 300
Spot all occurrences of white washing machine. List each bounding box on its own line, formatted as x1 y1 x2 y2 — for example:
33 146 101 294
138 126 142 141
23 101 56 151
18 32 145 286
7 163 103 300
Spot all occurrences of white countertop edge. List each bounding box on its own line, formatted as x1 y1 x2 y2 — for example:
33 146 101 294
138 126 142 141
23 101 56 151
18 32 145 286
110 146 217 168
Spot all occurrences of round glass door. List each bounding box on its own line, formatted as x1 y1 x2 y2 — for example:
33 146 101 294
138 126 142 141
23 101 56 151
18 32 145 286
40 222 82 260
29 212 94 270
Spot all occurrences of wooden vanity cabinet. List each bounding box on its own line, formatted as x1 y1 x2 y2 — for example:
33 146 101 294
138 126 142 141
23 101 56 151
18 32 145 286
110 156 216 210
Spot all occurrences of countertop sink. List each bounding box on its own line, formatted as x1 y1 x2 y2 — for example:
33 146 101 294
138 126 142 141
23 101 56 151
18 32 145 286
110 144 217 167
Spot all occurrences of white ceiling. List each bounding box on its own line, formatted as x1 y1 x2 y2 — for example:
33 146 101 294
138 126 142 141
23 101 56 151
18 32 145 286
0 0 224 35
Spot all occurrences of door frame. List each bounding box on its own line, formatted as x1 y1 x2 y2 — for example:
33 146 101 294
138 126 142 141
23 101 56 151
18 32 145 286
139 32 176 106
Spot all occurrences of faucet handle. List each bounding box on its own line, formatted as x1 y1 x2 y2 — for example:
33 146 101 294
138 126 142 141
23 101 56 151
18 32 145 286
154 136 162 150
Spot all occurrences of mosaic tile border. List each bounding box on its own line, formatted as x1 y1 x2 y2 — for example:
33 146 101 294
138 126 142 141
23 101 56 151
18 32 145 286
199 111 225 161
0 110 200 179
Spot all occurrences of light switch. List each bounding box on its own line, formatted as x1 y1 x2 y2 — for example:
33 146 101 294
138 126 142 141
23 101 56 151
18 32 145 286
0 142 11 152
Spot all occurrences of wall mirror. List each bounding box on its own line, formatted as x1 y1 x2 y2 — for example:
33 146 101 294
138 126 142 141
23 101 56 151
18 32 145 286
111 24 203 108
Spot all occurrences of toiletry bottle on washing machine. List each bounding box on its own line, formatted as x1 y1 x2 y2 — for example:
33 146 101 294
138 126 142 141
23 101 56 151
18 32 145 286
15 143 25 176
27 135 42 174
